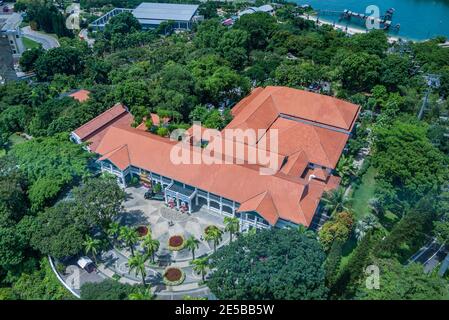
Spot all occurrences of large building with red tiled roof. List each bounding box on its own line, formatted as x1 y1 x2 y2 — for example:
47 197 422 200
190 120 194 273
71 86 360 231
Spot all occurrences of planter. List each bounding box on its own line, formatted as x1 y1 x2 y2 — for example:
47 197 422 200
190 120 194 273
136 226 149 237
168 235 185 251
163 267 185 286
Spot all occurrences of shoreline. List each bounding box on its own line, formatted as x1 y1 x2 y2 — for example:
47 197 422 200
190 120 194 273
300 14 405 43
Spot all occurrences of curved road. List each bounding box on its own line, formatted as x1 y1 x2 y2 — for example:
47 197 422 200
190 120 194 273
21 26 60 50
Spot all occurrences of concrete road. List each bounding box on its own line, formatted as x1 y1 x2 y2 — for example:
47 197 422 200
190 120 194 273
21 26 60 50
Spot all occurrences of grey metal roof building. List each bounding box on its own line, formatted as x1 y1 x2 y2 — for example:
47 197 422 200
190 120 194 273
91 2 200 31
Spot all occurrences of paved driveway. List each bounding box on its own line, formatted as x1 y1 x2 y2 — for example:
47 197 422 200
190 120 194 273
21 26 60 50
119 186 230 262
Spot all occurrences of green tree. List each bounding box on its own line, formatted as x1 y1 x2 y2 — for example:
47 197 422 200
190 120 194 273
372 120 448 211
72 176 126 230
185 236 200 260
192 257 209 282
208 229 328 299
30 202 90 259
224 217 239 243
339 52 382 92
204 225 223 253
11 134 91 212
128 253 148 287
141 234 159 263
19 47 44 72
83 235 102 264
107 221 121 245
356 259 449 300
321 188 350 216
80 279 142 300
119 226 139 256
319 211 354 251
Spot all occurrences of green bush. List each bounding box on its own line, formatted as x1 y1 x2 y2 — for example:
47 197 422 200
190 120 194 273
80 279 143 300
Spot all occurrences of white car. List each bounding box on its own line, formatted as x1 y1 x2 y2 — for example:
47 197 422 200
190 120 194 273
77 256 96 273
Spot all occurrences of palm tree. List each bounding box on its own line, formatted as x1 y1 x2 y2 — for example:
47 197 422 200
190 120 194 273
119 226 139 256
224 217 240 242
128 287 153 300
185 236 200 260
107 221 120 245
205 225 223 253
192 257 209 282
368 197 385 217
141 234 160 263
355 214 379 242
128 253 148 287
83 235 102 264
321 187 350 216
336 154 357 185
297 224 315 238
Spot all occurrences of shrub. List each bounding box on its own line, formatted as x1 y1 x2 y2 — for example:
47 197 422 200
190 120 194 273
163 267 185 286
80 279 143 300
168 235 185 251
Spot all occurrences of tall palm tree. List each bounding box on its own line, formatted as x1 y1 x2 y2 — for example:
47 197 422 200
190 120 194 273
185 235 200 260
119 226 139 256
107 221 120 245
321 188 350 216
205 225 223 253
83 235 102 264
128 253 148 287
192 257 209 282
141 234 160 263
224 217 240 242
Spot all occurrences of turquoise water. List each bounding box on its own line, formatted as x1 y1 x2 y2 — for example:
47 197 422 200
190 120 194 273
294 0 449 40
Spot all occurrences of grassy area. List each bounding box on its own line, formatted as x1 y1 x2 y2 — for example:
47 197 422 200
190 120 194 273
22 36 41 50
9 133 28 146
350 166 377 220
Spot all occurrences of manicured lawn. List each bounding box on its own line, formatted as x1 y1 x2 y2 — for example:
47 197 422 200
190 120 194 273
22 36 41 50
350 166 377 220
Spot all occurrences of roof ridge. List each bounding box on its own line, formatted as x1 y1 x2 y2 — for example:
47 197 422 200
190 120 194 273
74 103 126 134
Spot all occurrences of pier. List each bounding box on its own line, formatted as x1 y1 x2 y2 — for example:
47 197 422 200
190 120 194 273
310 7 400 31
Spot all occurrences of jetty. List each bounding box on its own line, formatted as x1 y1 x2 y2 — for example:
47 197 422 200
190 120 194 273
339 8 398 30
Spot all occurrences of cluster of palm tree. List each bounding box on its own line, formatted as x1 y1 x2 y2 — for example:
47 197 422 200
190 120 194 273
336 154 357 186
321 187 350 217
106 222 161 288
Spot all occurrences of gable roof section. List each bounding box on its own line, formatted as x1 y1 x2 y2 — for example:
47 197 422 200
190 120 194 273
237 191 279 225
73 103 129 141
98 144 131 171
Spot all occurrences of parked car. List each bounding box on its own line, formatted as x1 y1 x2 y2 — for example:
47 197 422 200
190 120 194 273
77 256 96 273
144 190 153 199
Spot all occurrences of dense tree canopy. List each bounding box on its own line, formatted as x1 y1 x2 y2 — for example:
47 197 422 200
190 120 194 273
11 134 92 211
356 259 449 300
208 229 328 300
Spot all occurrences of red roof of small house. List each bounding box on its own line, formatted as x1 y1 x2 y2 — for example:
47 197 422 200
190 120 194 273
150 113 170 126
69 89 90 103
72 86 359 227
